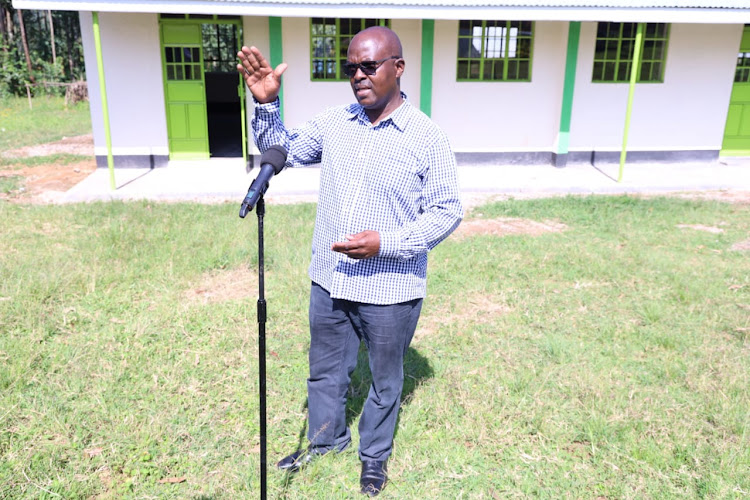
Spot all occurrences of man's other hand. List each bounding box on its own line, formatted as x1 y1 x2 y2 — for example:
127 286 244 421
332 231 380 260
237 45 287 104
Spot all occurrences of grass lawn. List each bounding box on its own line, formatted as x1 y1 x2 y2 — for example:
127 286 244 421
0 196 748 498
0 96 92 151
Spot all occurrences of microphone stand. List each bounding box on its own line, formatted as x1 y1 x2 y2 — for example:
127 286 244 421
256 196 269 499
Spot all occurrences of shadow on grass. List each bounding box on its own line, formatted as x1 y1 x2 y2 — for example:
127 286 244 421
347 345 434 432
278 346 433 491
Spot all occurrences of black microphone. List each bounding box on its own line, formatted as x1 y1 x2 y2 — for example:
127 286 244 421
239 145 288 218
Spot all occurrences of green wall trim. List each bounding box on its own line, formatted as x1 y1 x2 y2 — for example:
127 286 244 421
92 12 115 190
269 16 284 121
557 21 580 155
420 19 434 117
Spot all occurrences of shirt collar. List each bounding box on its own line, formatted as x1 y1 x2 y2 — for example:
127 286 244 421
347 92 410 131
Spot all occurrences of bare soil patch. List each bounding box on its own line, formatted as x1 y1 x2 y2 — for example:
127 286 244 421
1 134 94 158
1 134 96 204
452 217 568 239
184 267 258 304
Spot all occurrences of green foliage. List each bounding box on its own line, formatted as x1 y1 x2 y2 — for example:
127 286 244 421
0 45 29 98
0 196 748 498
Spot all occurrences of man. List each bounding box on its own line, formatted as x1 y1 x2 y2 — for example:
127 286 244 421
237 26 462 496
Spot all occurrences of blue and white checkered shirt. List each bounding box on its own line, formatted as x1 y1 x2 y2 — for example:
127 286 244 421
252 94 462 305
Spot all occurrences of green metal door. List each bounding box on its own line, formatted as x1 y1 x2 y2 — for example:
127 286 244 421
722 26 750 156
160 23 209 160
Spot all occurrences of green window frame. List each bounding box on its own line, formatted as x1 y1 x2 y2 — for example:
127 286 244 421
736 52 750 83
456 20 534 82
310 18 390 81
164 46 202 81
592 22 670 83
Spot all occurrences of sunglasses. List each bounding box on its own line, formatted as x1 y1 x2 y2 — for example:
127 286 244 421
342 56 401 78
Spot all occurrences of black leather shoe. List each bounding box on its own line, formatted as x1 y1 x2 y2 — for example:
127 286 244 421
360 460 387 497
276 448 325 473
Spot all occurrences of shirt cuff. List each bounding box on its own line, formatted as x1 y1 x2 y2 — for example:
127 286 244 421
378 230 401 259
253 96 281 111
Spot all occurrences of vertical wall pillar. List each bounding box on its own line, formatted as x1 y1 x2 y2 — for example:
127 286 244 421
269 16 284 121
92 11 115 189
420 19 434 117
554 21 580 168
619 22 644 182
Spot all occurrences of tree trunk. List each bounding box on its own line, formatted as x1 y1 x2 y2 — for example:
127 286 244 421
17 9 34 82
48 10 56 65
0 5 6 51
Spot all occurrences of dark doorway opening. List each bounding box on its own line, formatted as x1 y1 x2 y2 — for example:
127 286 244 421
202 22 243 158
206 73 242 157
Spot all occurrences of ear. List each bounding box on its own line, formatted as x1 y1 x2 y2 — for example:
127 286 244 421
394 58 405 78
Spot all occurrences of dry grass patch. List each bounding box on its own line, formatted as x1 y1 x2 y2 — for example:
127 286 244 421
416 292 512 340
184 266 258 304
452 217 567 239
676 223 726 234
731 238 750 251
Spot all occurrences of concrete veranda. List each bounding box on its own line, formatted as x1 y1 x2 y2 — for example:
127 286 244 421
60 156 750 205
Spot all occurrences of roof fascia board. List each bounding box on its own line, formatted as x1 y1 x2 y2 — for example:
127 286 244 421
11 0 750 23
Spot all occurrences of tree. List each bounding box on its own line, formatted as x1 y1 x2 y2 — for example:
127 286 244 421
16 9 34 83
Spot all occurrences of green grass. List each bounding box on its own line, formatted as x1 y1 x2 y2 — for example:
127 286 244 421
0 154 92 168
0 96 92 152
0 196 748 498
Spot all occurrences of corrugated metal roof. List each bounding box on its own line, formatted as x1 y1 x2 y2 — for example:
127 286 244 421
181 0 750 7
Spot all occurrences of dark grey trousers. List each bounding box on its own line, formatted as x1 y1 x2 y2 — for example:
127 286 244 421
306 282 423 461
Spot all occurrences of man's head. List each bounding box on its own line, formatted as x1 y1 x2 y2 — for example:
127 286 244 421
346 26 405 123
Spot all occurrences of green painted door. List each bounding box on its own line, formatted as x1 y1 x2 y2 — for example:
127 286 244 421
161 23 209 160
722 26 750 156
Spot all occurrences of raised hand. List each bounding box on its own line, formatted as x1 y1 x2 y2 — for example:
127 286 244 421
236 45 288 104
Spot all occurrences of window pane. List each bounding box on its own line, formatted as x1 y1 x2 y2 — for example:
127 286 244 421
175 66 183 80
184 65 192 80
459 20 471 37
604 62 615 81
517 37 531 59
458 38 472 58
607 23 621 38
469 60 480 79
618 62 630 81
457 60 468 79
606 40 618 59
622 23 635 38
518 60 529 80
167 66 175 80
506 60 517 80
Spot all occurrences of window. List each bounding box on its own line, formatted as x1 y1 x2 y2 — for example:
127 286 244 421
592 22 669 83
310 18 390 81
164 47 201 80
202 23 239 73
456 20 533 82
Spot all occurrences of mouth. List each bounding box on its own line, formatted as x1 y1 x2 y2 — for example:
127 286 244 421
354 86 371 98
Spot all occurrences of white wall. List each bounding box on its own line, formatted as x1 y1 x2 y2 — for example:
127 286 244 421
431 20 568 153
569 22 742 152
276 18 423 131
80 12 168 158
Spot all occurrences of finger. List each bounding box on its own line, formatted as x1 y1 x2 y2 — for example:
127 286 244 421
273 62 288 79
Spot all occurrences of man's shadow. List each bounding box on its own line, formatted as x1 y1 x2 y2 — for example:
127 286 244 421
282 345 433 486
345 345 433 433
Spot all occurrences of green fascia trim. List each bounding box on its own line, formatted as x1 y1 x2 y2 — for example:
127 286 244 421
557 21 580 155
92 12 115 189
420 19 434 117
269 16 284 121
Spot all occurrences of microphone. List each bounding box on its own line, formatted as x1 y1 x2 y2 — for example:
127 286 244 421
239 145 288 218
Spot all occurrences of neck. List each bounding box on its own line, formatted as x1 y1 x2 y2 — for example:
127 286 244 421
366 93 403 125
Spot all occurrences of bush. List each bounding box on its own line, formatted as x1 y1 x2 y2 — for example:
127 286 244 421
0 45 30 98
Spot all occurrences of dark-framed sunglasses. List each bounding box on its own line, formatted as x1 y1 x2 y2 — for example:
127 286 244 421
342 56 401 78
